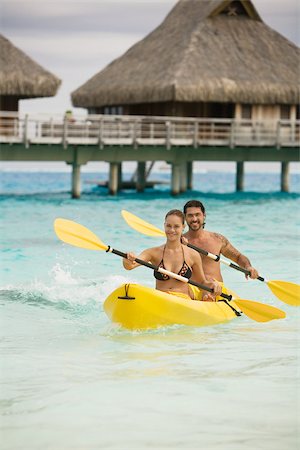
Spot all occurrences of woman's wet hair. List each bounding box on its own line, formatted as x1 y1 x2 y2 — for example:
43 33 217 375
165 209 185 224
183 200 205 215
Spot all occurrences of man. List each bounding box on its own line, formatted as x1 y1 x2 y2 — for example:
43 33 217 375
183 200 259 283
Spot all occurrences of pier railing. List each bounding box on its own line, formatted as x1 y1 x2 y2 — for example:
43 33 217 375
0 111 299 149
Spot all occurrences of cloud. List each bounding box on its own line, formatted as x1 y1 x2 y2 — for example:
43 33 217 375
1 1 175 34
7 31 143 67
257 0 300 44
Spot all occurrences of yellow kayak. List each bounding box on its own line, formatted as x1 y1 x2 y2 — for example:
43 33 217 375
103 283 241 330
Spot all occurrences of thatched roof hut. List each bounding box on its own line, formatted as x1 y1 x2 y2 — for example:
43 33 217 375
72 0 300 115
0 34 61 110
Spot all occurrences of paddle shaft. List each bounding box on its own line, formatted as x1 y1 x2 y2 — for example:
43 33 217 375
186 242 265 281
106 245 232 301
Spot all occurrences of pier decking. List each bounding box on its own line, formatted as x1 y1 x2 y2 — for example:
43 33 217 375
0 112 299 196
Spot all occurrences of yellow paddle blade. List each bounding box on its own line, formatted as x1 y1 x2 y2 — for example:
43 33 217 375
267 280 300 306
54 218 108 251
234 299 286 323
121 210 165 237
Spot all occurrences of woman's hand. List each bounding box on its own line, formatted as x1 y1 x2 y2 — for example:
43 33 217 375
127 252 136 262
123 252 137 270
211 280 222 296
202 280 222 301
202 292 216 302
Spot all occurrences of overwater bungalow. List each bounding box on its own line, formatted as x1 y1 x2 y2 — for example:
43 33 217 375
0 2 299 197
71 0 300 123
0 34 61 112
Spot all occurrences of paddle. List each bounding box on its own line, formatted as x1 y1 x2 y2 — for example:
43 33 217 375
121 210 300 307
54 218 286 323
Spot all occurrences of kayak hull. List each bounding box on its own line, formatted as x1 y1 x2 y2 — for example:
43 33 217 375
103 283 240 330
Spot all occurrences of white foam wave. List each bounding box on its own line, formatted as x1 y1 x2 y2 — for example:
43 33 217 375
1 263 138 309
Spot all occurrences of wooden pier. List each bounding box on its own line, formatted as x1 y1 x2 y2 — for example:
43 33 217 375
0 112 299 197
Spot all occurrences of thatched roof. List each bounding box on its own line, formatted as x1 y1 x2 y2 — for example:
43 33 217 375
0 34 61 97
72 0 300 107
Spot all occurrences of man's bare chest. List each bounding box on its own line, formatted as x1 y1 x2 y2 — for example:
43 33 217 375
189 236 222 256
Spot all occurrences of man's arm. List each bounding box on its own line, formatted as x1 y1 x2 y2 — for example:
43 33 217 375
218 234 259 279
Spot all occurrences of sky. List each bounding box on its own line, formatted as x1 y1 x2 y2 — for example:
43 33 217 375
1 0 300 116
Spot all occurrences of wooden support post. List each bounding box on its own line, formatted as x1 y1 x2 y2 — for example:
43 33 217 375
118 162 122 192
136 161 146 193
187 161 193 190
63 113 68 149
276 121 281 149
166 121 171 150
180 162 188 193
281 162 289 192
171 163 181 196
236 161 244 191
98 117 103 149
109 162 119 195
193 121 198 148
71 163 81 199
24 114 29 148
230 119 236 149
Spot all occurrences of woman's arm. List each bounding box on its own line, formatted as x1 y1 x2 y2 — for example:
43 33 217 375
123 248 154 270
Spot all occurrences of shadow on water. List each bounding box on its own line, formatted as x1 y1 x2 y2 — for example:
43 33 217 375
0 189 299 204
0 171 299 202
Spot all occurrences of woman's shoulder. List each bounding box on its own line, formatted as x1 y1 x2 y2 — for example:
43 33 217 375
148 244 164 254
141 245 164 257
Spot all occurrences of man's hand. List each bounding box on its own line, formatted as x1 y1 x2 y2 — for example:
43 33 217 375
181 236 189 245
245 265 259 280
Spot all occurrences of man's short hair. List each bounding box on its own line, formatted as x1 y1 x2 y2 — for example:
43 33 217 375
183 200 205 215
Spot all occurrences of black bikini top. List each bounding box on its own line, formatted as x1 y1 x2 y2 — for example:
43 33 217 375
154 245 192 281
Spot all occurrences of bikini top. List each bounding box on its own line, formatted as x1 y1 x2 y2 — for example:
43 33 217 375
154 245 192 281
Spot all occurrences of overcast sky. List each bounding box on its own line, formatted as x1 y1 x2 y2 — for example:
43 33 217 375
1 0 300 115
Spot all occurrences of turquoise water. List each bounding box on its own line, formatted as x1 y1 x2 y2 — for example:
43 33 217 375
1 170 300 450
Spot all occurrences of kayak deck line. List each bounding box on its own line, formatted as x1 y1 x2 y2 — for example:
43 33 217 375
218 299 242 316
117 283 136 300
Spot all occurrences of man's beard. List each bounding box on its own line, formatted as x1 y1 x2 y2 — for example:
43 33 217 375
189 221 205 230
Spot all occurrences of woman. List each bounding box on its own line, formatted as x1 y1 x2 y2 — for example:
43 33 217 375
123 209 222 301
